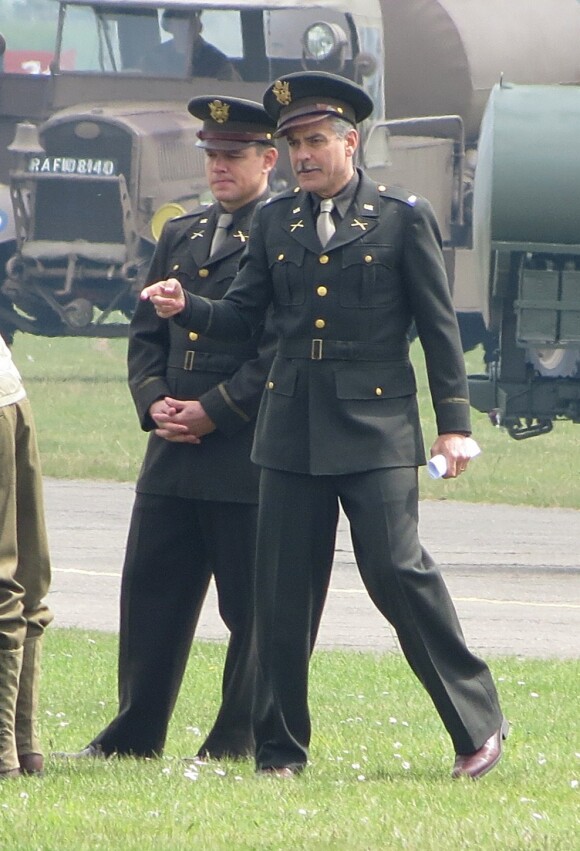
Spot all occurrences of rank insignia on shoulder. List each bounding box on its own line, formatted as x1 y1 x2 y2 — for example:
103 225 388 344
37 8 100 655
378 184 419 207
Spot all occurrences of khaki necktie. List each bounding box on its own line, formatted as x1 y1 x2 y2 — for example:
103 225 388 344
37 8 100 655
316 198 336 247
209 212 233 257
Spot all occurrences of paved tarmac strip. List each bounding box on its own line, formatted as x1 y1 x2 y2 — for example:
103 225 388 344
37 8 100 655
44 479 580 659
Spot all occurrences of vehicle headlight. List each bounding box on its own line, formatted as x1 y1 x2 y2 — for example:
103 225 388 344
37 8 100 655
302 22 347 62
150 202 187 242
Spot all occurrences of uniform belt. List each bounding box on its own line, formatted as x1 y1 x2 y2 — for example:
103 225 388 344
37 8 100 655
278 339 403 361
167 350 251 373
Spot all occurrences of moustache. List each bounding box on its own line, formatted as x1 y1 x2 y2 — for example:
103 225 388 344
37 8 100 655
296 164 321 174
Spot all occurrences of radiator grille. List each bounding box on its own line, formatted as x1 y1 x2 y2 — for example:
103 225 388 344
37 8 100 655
33 178 125 243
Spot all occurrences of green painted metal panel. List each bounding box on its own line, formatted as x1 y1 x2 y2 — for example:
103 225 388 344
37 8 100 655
480 84 580 245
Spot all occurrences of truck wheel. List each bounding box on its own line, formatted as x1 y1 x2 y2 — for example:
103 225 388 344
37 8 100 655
526 347 580 378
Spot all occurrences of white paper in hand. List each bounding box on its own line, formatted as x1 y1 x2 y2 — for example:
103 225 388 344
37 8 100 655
427 438 481 479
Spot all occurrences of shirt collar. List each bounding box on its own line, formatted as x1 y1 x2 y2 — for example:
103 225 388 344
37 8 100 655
217 188 270 227
312 171 360 219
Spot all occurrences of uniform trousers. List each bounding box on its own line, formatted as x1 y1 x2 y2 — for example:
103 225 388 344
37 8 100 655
0 398 52 651
253 466 503 771
91 492 258 758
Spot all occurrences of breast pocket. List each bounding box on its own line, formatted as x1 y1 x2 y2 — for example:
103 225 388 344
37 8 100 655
269 245 306 306
181 256 239 299
339 244 398 308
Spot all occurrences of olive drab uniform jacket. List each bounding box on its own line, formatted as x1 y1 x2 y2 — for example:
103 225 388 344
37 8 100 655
129 194 273 503
176 171 471 476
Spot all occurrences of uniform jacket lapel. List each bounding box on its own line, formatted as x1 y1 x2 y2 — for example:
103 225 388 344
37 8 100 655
185 209 214 266
281 175 381 255
326 173 380 251
210 211 252 265
281 189 322 255
191 205 253 267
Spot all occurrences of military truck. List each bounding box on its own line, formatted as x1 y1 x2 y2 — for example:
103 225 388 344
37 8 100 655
0 0 390 337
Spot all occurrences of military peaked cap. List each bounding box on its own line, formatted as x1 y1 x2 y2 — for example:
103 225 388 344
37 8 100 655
263 71 374 137
188 96 276 151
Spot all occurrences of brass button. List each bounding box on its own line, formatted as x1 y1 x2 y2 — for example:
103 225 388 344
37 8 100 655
316 286 328 297
267 381 275 390
315 319 326 329
198 268 209 278
188 332 199 342
375 387 383 396
319 254 329 264
172 263 180 271
364 255 373 263
278 253 285 261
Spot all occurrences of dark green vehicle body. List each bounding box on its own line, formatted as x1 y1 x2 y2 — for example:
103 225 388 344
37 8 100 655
468 83 580 438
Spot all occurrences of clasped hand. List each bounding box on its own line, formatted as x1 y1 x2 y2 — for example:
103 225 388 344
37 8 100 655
149 398 216 443
141 278 186 318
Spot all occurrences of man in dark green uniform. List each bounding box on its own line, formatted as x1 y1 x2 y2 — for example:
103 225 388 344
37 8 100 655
63 97 278 761
142 72 507 780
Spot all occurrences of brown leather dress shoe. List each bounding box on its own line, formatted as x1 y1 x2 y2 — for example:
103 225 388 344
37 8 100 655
19 753 44 775
452 718 510 780
256 766 297 778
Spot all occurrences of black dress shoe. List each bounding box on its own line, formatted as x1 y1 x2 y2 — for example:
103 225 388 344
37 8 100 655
52 743 106 759
452 718 510 780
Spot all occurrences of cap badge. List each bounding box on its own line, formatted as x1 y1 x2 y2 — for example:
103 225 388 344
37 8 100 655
209 99 230 124
273 80 292 105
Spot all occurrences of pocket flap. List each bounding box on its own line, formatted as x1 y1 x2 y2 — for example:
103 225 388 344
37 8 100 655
342 244 395 270
266 359 298 397
335 363 416 400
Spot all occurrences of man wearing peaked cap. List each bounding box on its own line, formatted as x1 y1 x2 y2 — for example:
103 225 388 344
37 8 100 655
262 70 374 137
59 97 278 764
189 95 277 150
141 72 506 782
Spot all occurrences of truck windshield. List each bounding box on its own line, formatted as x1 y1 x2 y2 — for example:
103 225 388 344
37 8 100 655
58 5 244 73
56 4 357 81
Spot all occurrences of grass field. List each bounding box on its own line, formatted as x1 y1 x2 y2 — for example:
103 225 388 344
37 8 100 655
12 333 580 508
0 630 578 851
5 336 579 848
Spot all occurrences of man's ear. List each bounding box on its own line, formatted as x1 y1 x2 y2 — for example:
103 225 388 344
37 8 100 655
262 146 279 173
345 128 359 159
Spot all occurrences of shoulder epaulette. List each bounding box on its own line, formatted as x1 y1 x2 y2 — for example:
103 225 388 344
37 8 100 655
172 202 214 222
376 184 418 207
263 186 300 205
